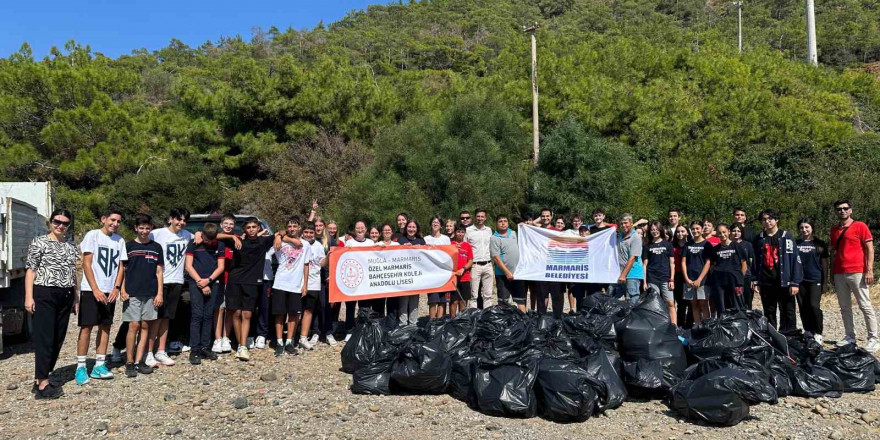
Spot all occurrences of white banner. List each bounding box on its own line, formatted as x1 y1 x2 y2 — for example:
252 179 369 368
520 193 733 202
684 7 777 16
513 225 620 283
330 246 458 301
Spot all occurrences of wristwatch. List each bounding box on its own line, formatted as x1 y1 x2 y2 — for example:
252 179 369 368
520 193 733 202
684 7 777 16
115 285 121 290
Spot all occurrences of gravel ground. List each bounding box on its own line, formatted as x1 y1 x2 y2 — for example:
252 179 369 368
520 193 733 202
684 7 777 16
2 288 880 440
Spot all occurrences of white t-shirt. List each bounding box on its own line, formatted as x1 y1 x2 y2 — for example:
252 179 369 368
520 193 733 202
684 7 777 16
345 238 376 247
272 242 311 293
424 234 451 246
149 227 193 284
377 241 400 247
263 247 275 281
306 239 326 291
79 229 128 292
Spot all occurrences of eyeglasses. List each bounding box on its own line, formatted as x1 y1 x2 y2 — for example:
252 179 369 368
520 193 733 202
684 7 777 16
835 207 851 212
460 216 470 220
51 219 71 227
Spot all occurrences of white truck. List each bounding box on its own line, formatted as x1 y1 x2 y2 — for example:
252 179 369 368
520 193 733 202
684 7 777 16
0 182 53 351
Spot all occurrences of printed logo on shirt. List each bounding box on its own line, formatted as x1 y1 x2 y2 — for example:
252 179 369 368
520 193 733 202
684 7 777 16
280 246 304 270
715 249 737 260
166 243 187 267
648 247 668 256
97 246 120 277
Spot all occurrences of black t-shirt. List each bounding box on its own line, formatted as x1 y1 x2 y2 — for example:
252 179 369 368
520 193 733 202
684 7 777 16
228 235 275 285
398 236 426 245
644 240 674 284
589 224 613 234
758 231 781 285
710 242 747 274
683 240 711 281
736 241 756 280
186 240 228 279
797 238 828 283
124 240 164 297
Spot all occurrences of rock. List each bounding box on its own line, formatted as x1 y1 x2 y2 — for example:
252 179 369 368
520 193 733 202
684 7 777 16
6 383 18 391
218 412 230 418
166 426 182 436
413 408 423 416
369 405 380 412
260 373 277 382
232 397 248 410
829 431 845 440
796 401 812 409
485 424 502 431
813 406 829 416
684 429 694 435
492 434 502 439
165 393 177 401
861 413 876 423
855 408 868 414
272 400 281 406
96 422 109 432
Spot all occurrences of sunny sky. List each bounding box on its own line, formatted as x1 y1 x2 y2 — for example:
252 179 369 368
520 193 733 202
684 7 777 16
0 0 378 59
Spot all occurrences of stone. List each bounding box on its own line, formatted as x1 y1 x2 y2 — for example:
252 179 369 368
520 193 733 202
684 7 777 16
165 426 182 436
6 383 18 391
829 431 844 440
861 413 876 423
232 397 248 410
96 422 109 432
218 412 230 418
413 408 424 416
855 408 868 414
260 373 277 382
164 393 177 401
369 405 380 412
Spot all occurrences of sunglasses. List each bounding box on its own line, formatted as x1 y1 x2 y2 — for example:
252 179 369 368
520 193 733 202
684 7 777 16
835 207 851 212
460 216 470 220
51 219 71 227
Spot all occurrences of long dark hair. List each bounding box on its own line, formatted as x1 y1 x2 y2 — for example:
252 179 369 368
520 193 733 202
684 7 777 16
648 220 668 241
48 208 74 236
405 220 422 239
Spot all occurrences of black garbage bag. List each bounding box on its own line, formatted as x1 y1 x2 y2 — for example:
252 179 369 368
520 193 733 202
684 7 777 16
815 345 876 393
622 359 682 398
786 363 845 398
473 355 540 418
874 356 880 384
581 349 627 411
670 369 751 426
341 314 389 374
746 310 789 355
765 354 794 397
785 331 823 365
682 360 777 404
449 353 478 404
390 339 452 394
688 312 752 361
535 358 598 422
531 320 577 361
387 323 422 348
616 289 687 378
477 319 534 365
432 316 474 357
352 356 395 395
582 292 631 323
473 303 525 343
419 316 449 340
563 311 617 344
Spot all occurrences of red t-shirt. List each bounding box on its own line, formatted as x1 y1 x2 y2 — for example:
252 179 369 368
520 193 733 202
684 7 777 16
705 236 721 246
831 221 873 274
673 242 685 275
454 241 474 282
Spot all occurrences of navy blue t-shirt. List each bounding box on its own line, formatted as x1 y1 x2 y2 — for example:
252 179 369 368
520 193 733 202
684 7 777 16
124 240 164 297
186 240 229 279
398 236 426 246
797 238 828 283
643 240 674 285
736 240 756 280
683 240 712 281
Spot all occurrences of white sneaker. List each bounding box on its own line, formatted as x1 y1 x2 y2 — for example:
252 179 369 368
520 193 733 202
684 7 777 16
865 338 880 353
221 337 232 353
212 339 224 354
255 336 266 349
180 344 191 353
344 333 352 343
836 336 856 347
325 334 338 347
299 336 314 351
155 351 176 366
236 346 250 361
246 337 255 349
309 334 319 346
144 352 158 368
169 341 183 352
110 348 124 363
814 334 824 345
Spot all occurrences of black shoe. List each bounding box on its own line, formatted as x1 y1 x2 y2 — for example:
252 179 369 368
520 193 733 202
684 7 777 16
31 383 38 394
200 348 218 361
125 363 137 378
136 361 154 375
189 351 202 365
284 343 298 356
275 344 284 357
34 384 63 400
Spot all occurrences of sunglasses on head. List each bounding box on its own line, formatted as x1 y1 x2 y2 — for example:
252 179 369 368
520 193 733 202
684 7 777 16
51 219 70 227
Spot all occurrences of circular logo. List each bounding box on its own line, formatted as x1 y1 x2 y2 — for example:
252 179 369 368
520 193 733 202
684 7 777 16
340 258 364 289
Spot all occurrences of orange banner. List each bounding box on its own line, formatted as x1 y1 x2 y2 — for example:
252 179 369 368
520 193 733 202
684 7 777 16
329 245 459 302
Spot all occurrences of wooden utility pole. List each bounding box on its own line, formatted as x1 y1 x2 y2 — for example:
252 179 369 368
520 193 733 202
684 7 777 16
805 0 818 65
524 23 539 163
733 1 743 53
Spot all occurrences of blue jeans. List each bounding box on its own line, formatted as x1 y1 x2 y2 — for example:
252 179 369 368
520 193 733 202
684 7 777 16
608 280 641 305
189 282 219 351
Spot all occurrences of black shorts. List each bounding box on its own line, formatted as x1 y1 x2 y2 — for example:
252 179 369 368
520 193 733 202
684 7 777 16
427 291 450 304
302 290 319 311
451 282 472 302
271 288 302 316
78 290 115 327
226 283 260 311
497 277 527 304
158 283 184 319
214 283 226 310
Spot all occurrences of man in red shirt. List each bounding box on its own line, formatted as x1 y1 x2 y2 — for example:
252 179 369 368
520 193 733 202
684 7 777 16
830 199 878 352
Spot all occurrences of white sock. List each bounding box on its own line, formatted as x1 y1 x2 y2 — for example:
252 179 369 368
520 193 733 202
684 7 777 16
157 350 166 356
277 339 284 346
285 339 292 346
95 354 106 367
76 356 87 369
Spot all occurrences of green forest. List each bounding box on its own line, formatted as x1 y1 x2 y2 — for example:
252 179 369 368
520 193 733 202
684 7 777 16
2 0 879 236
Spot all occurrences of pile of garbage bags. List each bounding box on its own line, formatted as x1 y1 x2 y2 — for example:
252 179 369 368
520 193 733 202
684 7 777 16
341 289 880 426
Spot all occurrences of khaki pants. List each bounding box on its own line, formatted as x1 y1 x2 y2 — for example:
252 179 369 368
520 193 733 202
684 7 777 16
468 263 496 309
834 273 878 341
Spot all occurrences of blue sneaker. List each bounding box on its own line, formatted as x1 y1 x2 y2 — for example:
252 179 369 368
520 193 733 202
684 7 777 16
89 364 114 380
75 366 90 385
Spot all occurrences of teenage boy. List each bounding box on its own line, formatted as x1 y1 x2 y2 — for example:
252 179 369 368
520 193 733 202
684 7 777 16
146 207 192 367
76 207 127 385
667 208 683 241
120 214 163 377
587 207 616 295
753 209 803 332
184 223 228 364
222 217 278 361
270 217 309 356
732 207 758 243
212 214 239 354
299 222 326 351
491 215 525 311
450 224 474 317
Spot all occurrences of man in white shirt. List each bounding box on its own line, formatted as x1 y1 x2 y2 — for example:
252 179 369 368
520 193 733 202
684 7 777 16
466 209 495 309
147 208 193 367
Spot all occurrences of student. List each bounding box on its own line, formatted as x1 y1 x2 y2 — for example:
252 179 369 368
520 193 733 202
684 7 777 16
120 214 163 377
424 216 451 319
707 224 748 314
299 222 326 350
398 220 426 325
250 242 274 351
222 217 278 361
343 221 375 339
702 219 721 246
212 214 238 354
667 208 683 242
491 215 525 312
450 224 474 317
312 218 339 347
730 223 756 310
25 209 79 399
682 221 712 325
569 213 584 234
732 207 758 243
184 223 227 365
271 216 309 356
643 221 676 324
553 216 566 231
587 207 616 296
368 223 401 317
392 213 409 241
445 219 457 237
753 209 803 333
671 225 692 328
829 199 877 351
75 207 127 385
611 214 644 305
147 207 193 367
797 218 828 344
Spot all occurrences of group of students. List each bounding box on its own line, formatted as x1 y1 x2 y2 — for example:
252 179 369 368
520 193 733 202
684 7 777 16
22 199 877 400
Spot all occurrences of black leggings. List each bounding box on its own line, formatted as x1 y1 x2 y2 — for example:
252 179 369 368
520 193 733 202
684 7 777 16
673 273 693 328
536 282 564 319
797 281 823 335
33 286 74 380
